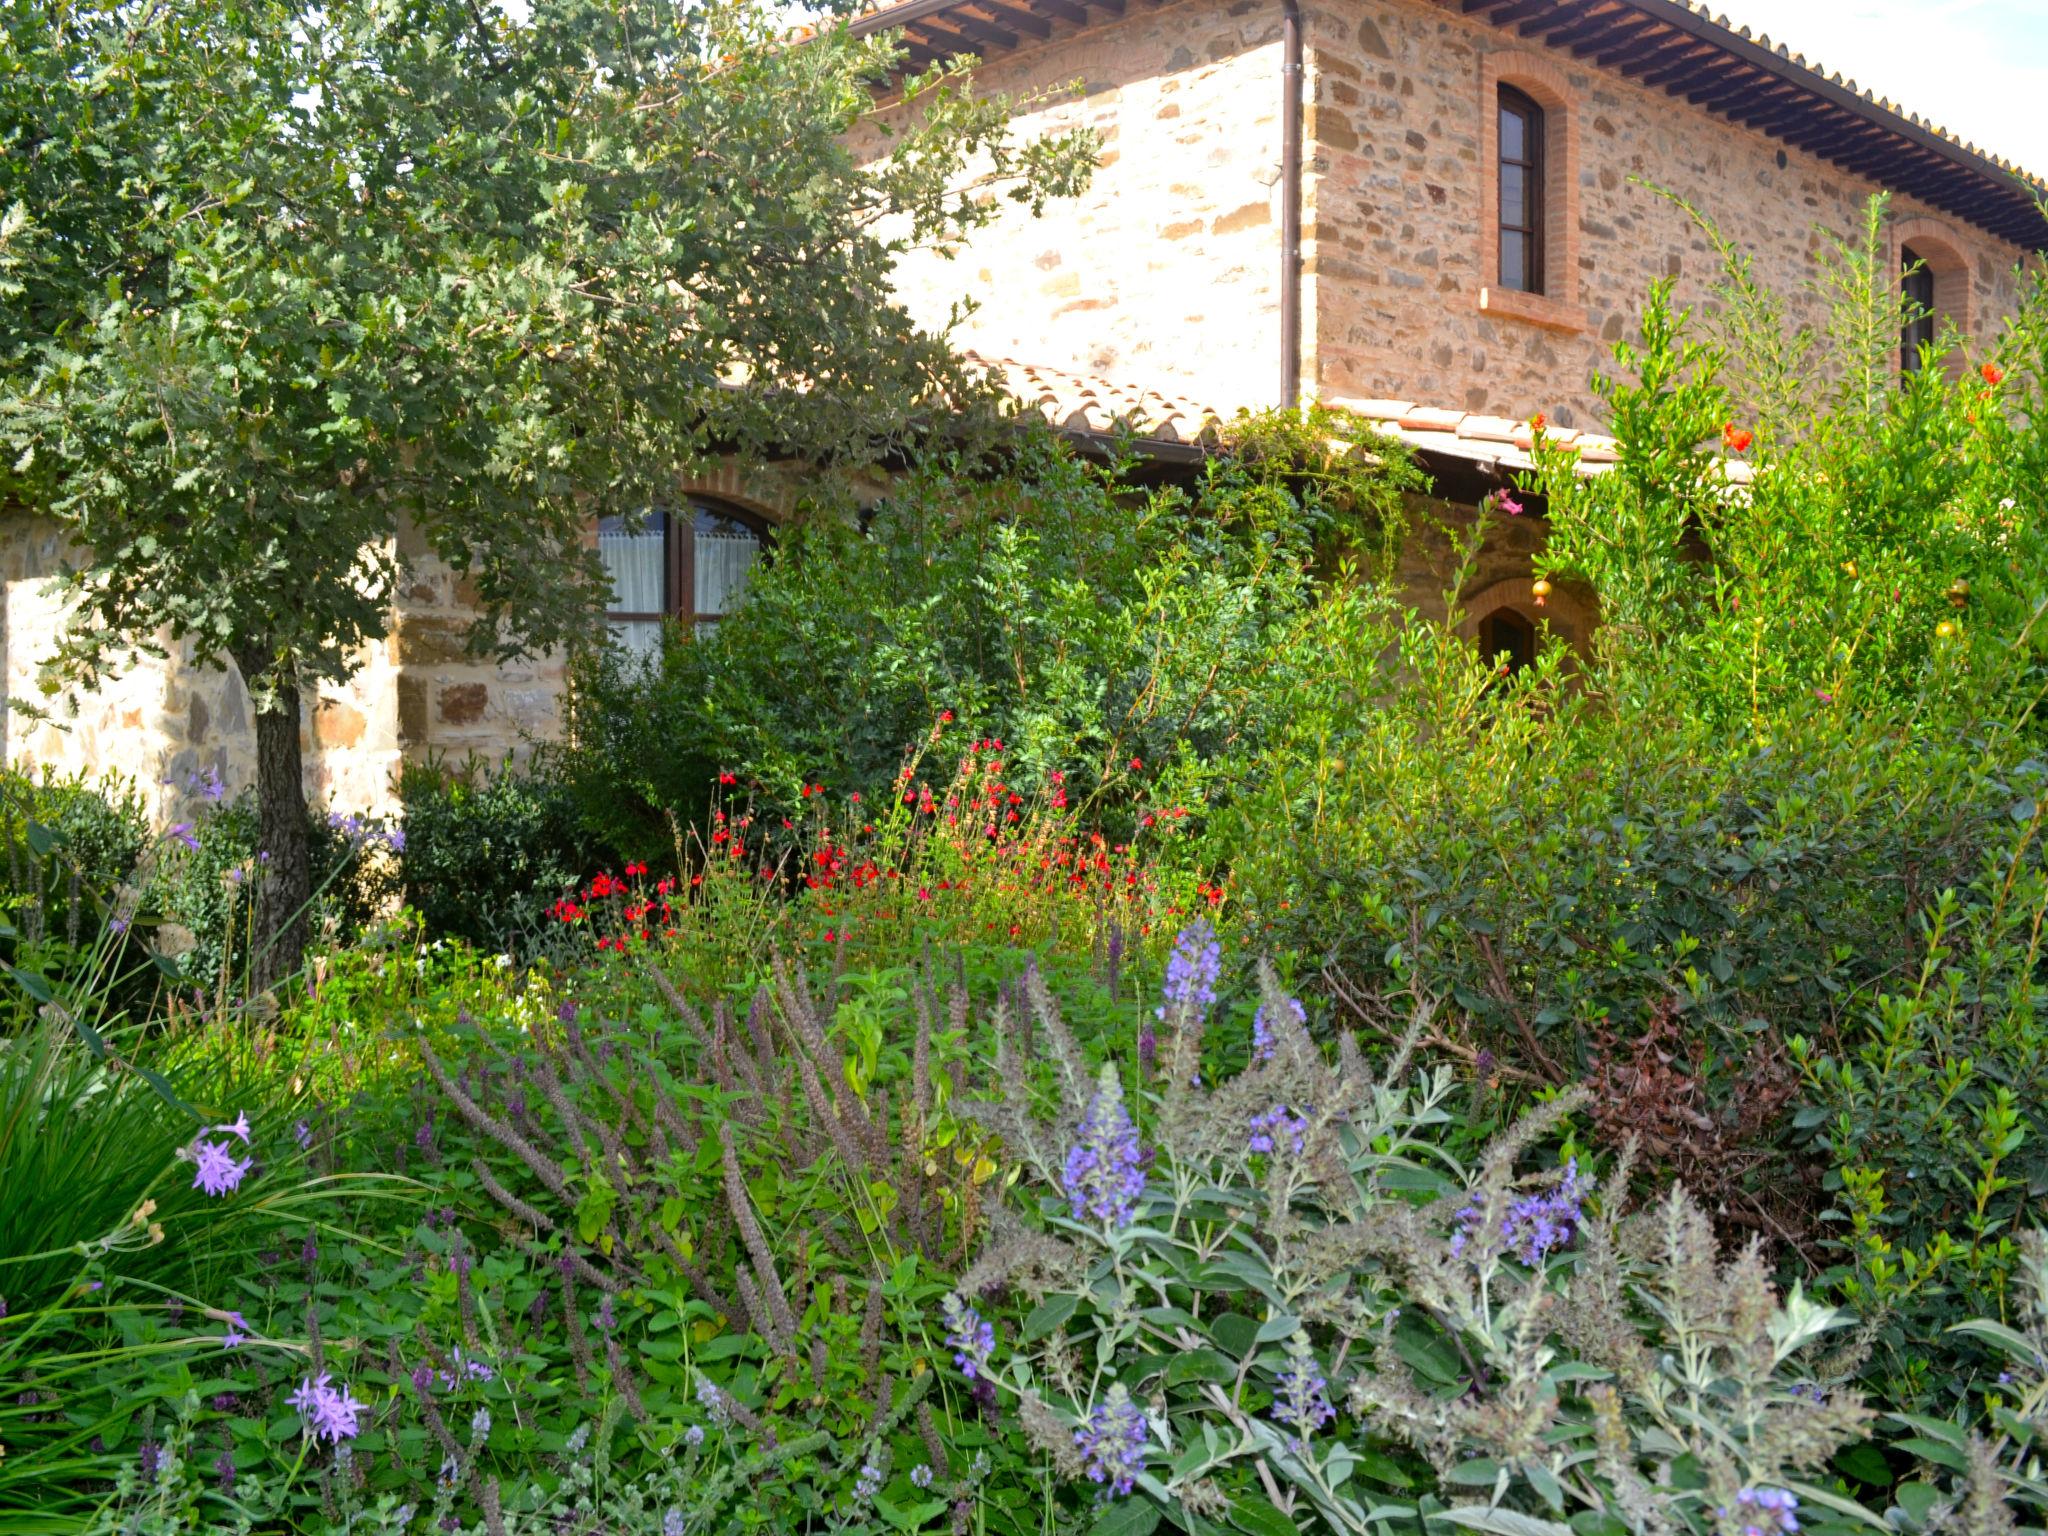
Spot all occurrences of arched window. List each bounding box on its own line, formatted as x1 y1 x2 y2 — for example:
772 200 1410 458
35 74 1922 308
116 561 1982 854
598 499 770 661
1497 86 1545 296
1478 607 1538 675
1901 243 1938 373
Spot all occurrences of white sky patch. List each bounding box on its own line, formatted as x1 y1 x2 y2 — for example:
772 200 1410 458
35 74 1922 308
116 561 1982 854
1708 0 2048 175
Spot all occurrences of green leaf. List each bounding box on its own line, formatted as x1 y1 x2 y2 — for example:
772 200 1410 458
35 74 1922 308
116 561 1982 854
5 960 53 1004
1211 1313 1260 1360
1227 1498 1298 1536
1087 1500 1162 1536
1891 1437 1969 1474
1945 1319 2038 1360
1832 1444 1892 1486
1433 1506 1573 1536
1022 1294 1079 1343
1164 1350 1235 1388
1892 1483 1941 1526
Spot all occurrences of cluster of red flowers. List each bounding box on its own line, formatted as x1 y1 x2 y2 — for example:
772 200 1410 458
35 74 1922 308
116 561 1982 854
553 866 683 950
552 713 1191 956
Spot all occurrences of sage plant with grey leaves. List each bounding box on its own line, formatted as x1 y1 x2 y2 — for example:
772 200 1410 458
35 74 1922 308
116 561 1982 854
943 931 1888 1536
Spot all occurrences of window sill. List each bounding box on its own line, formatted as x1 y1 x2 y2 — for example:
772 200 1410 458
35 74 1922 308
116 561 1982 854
1478 286 1588 335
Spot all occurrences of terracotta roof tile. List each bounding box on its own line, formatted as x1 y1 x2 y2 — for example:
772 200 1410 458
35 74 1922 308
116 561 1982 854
972 353 1767 485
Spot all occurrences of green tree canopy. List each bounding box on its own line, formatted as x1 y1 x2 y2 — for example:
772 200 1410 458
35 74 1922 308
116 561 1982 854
0 0 1092 981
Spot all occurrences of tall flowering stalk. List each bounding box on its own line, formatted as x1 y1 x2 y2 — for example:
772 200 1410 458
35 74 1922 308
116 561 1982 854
1062 1065 1147 1232
1073 1386 1147 1499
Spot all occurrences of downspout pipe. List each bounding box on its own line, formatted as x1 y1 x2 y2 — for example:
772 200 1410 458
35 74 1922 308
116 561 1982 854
1279 0 1303 410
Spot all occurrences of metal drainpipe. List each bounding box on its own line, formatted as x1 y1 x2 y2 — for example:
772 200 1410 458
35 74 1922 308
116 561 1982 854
1279 0 1303 410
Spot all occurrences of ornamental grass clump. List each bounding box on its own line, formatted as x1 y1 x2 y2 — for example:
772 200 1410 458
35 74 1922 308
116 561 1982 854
947 931 1888 1534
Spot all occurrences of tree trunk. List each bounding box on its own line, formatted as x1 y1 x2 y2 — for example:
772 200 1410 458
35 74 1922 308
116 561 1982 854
246 668 311 996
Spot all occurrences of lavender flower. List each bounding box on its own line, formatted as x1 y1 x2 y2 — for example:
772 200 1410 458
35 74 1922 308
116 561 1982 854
208 1111 251 1144
139 1440 161 1484
1073 1386 1147 1499
470 1408 492 1441
286 1374 367 1444
1248 1103 1311 1157
910 1463 934 1488
1157 920 1220 1024
1726 1487 1800 1536
191 1139 253 1197
941 1293 996 1381
854 1462 883 1502
435 1348 494 1388
684 1424 706 1450
695 1376 732 1428
1062 1066 1147 1230
664 1512 686 1536
1451 1159 1589 1265
1250 993 1303 1064
1272 1336 1335 1450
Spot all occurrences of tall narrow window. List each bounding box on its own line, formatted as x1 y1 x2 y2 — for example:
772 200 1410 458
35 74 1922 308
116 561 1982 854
1901 243 1938 373
599 499 769 661
1498 86 1545 296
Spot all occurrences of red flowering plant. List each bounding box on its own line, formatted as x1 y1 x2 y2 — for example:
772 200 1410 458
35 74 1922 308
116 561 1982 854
540 712 1206 989
769 715 1202 967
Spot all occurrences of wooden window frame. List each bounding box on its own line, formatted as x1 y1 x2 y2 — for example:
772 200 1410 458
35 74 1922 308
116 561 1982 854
601 499 773 633
1497 86 1545 298
1476 51 1586 336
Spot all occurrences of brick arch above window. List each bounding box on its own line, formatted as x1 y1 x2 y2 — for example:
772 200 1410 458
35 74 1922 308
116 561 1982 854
1458 574 1596 659
674 464 799 526
1477 50 1587 337
1891 215 1977 375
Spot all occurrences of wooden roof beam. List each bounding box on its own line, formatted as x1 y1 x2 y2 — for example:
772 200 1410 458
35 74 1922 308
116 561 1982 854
1028 0 1092 25
1524 2 1631 47
959 0 1052 37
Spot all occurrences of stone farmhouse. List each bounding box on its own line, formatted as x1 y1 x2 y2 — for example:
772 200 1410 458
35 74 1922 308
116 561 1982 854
3 0 2043 821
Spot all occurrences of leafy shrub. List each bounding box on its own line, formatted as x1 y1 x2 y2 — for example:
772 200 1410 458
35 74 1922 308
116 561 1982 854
946 932 1888 1535
148 788 401 995
397 759 587 952
551 419 1421 864
0 767 150 1018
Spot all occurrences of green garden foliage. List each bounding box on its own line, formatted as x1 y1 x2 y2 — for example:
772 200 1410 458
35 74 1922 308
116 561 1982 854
13 187 2048 1535
0 0 1095 979
396 761 588 955
548 417 1422 864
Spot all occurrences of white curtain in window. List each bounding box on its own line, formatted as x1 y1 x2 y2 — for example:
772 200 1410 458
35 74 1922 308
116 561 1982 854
598 515 665 614
694 530 761 617
608 618 666 666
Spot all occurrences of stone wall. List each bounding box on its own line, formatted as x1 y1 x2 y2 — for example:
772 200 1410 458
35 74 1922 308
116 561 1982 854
1304 0 2033 428
0 516 565 826
859 0 2032 432
0 464 812 825
855 0 1296 419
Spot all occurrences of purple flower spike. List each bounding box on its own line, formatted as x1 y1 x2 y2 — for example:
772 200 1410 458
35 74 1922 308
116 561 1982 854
1062 1066 1147 1231
1272 1337 1335 1451
1452 1158 1590 1264
941 1293 996 1381
1074 1386 1147 1498
1157 921 1220 1025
